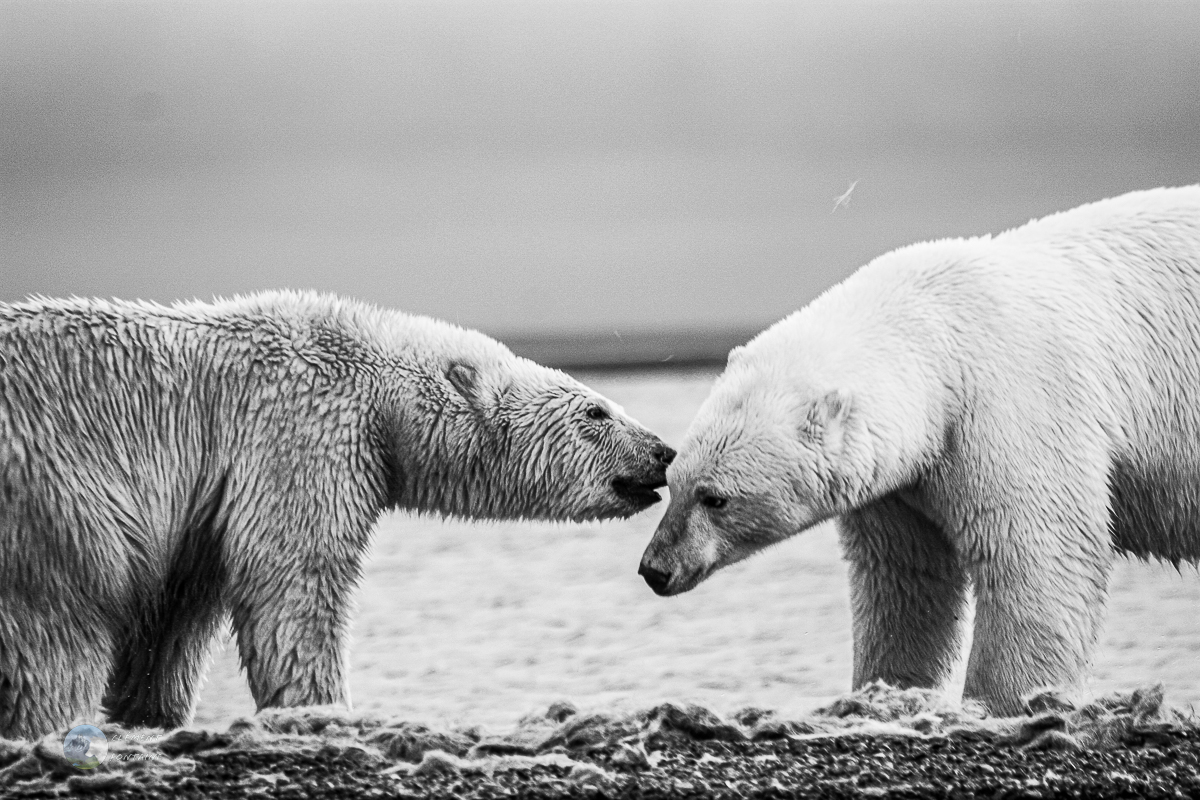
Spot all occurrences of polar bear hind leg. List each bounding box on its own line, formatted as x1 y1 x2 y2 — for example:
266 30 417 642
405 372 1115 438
0 600 114 738
102 476 230 728
961 455 1113 716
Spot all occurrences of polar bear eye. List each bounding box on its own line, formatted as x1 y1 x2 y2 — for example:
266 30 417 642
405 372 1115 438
698 493 728 510
586 406 610 421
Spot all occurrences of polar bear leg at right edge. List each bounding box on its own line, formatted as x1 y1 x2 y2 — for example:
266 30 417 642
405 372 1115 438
839 496 969 693
959 435 1115 716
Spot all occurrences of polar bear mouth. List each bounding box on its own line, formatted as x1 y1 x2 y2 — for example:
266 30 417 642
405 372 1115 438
610 476 667 507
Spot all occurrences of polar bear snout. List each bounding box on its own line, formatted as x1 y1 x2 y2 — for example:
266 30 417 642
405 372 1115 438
609 470 668 510
637 499 718 596
637 545 710 596
607 439 674 512
637 562 673 595
653 443 677 467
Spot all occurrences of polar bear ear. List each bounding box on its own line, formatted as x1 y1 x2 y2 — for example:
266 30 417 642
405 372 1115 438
799 390 854 445
446 361 480 403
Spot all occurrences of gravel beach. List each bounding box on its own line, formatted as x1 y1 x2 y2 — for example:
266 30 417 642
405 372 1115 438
6 685 1198 799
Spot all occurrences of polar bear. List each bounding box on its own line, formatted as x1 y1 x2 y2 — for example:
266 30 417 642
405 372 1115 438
0 291 674 738
639 185 1200 715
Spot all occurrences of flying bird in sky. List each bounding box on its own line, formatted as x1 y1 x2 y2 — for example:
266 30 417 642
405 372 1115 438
832 181 858 213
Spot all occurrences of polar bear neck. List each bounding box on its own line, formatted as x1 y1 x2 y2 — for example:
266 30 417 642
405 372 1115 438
747 241 982 495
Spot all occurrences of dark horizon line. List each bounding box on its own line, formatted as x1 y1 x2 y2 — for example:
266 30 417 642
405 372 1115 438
497 326 764 372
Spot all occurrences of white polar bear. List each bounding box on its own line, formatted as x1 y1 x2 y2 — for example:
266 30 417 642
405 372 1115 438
0 291 674 738
639 185 1200 715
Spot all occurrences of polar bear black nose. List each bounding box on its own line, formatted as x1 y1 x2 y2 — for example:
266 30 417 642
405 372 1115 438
638 563 672 595
654 444 676 466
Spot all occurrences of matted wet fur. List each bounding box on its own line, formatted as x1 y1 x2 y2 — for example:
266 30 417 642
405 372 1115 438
0 291 672 738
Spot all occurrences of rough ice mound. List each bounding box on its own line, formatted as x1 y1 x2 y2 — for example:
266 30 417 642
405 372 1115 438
0 683 1191 793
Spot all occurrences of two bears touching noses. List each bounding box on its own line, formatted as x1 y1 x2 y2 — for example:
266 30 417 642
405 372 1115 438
3 185 1200 739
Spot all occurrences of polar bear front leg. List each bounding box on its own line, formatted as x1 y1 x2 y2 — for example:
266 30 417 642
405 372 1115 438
962 484 1113 717
228 561 358 711
839 495 969 692
224 500 373 712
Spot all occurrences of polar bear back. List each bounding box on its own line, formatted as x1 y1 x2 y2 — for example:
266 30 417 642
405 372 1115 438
754 185 1200 561
931 186 1200 562
1000 186 1200 563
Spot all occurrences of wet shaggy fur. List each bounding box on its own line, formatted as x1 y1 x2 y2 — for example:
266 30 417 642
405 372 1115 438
0 291 672 738
642 185 1200 715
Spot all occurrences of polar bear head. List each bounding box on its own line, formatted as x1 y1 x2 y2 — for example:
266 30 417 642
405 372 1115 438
381 318 675 523
637 342 885 596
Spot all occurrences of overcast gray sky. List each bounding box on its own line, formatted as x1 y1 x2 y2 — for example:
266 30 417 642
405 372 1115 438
3 1 1198 338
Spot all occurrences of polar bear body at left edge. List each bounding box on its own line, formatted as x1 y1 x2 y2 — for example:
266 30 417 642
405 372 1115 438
640 185 1200 716
0 291 674 738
